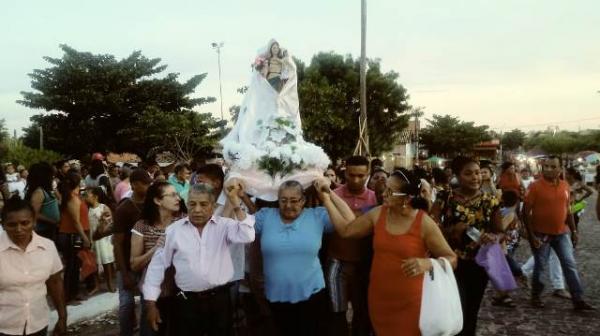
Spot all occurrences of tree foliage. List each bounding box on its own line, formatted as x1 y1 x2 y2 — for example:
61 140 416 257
19 45 222 158
419 114 491 157
524 130 600 154
298 53 411 161
501 129 526 151
2 139 61 168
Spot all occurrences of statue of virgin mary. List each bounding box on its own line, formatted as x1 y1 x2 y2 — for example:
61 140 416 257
220 39 330 201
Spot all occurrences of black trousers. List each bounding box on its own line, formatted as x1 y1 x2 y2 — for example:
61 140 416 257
57 233 81 301
174 286 233 336
0 326 47 336
455 259 489 336
268 290 328 336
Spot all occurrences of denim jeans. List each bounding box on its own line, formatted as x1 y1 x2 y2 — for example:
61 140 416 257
117 272 137 336
532 232 584 301
522 250 565 289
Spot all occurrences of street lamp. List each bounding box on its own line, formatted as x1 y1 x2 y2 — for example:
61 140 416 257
211 42 225 121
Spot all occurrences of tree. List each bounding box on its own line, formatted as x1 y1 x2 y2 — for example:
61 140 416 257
3 139 61 168
524 130 600 155
118 106 225 162
228 86 248 124
502 129 527 151
298 52 410 161
18 45 221 158
419 114 491 157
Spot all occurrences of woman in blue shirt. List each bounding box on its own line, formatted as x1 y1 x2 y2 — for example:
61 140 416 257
253 179 354 336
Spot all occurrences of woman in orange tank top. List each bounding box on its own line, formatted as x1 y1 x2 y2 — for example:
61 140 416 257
322 170 457 336
57 171 90 302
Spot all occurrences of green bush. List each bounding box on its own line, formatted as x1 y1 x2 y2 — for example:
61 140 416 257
2 139 62 168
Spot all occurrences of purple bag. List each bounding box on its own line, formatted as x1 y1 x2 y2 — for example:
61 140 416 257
475 243 517 291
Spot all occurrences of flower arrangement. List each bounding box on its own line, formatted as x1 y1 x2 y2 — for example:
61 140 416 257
256 117 302 176
225 116 329 178
253 56 266 71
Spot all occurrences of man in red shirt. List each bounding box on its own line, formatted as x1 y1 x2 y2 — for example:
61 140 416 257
523 156 594 310
326 156 378 335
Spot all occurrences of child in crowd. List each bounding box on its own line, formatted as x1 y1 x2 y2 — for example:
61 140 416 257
85 186 116 293
491 190 524 308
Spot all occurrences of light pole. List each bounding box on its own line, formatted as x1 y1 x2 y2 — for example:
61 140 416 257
211 42 225 121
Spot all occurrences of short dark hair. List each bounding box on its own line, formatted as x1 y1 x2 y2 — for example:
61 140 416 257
86 186 108 205
566 167 583 182
500 161 514 172
89 159 106 179
451 156 479 176
370 158 384 170
480 164 493 174
431 168 448 185
1 195 34 222
371 167 389 177
501 190 519 208
195 164 225 185
174 163 191 174
345 156 370 168
546 155 562 165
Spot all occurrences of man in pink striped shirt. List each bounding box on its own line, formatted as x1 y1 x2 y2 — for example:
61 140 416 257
143 182 255 335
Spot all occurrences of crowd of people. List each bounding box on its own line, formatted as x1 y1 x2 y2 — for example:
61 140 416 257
0 153 598 336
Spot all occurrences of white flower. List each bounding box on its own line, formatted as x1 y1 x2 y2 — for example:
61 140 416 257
269 128 287 143
268 148 281 159
296 143 330 169
279 145 293 158
290 153 302 164
262 141 277 152
283 125 297 135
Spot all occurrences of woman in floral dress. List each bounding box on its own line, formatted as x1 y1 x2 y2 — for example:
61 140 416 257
432 156 502 336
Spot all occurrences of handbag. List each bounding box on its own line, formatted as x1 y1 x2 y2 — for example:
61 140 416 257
419 258 463 336
475 243 517 291
78 248 98 280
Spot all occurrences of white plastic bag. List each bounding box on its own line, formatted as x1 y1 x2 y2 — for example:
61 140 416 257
419 258 463 336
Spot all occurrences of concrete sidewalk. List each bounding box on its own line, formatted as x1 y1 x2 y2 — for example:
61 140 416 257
48 291 120 332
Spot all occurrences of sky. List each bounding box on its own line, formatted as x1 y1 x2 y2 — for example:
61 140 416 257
1 0 600 137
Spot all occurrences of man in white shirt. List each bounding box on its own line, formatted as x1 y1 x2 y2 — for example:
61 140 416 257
143 182 255 336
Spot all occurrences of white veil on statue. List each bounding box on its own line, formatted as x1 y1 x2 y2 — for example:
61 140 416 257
221 39 330 201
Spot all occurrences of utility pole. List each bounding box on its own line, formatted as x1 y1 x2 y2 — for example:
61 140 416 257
39 126 43 150
354 0 370 157
211 42 225 121
411 107 424 166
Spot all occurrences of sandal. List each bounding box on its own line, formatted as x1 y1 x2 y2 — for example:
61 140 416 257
492 296 516 308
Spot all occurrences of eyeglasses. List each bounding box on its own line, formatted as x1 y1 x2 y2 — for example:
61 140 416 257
384 189 407 197
162 192 179 199
279 198 304 205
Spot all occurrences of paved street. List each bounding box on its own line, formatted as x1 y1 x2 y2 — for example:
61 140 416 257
66 194 600 336
478 193 600 336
